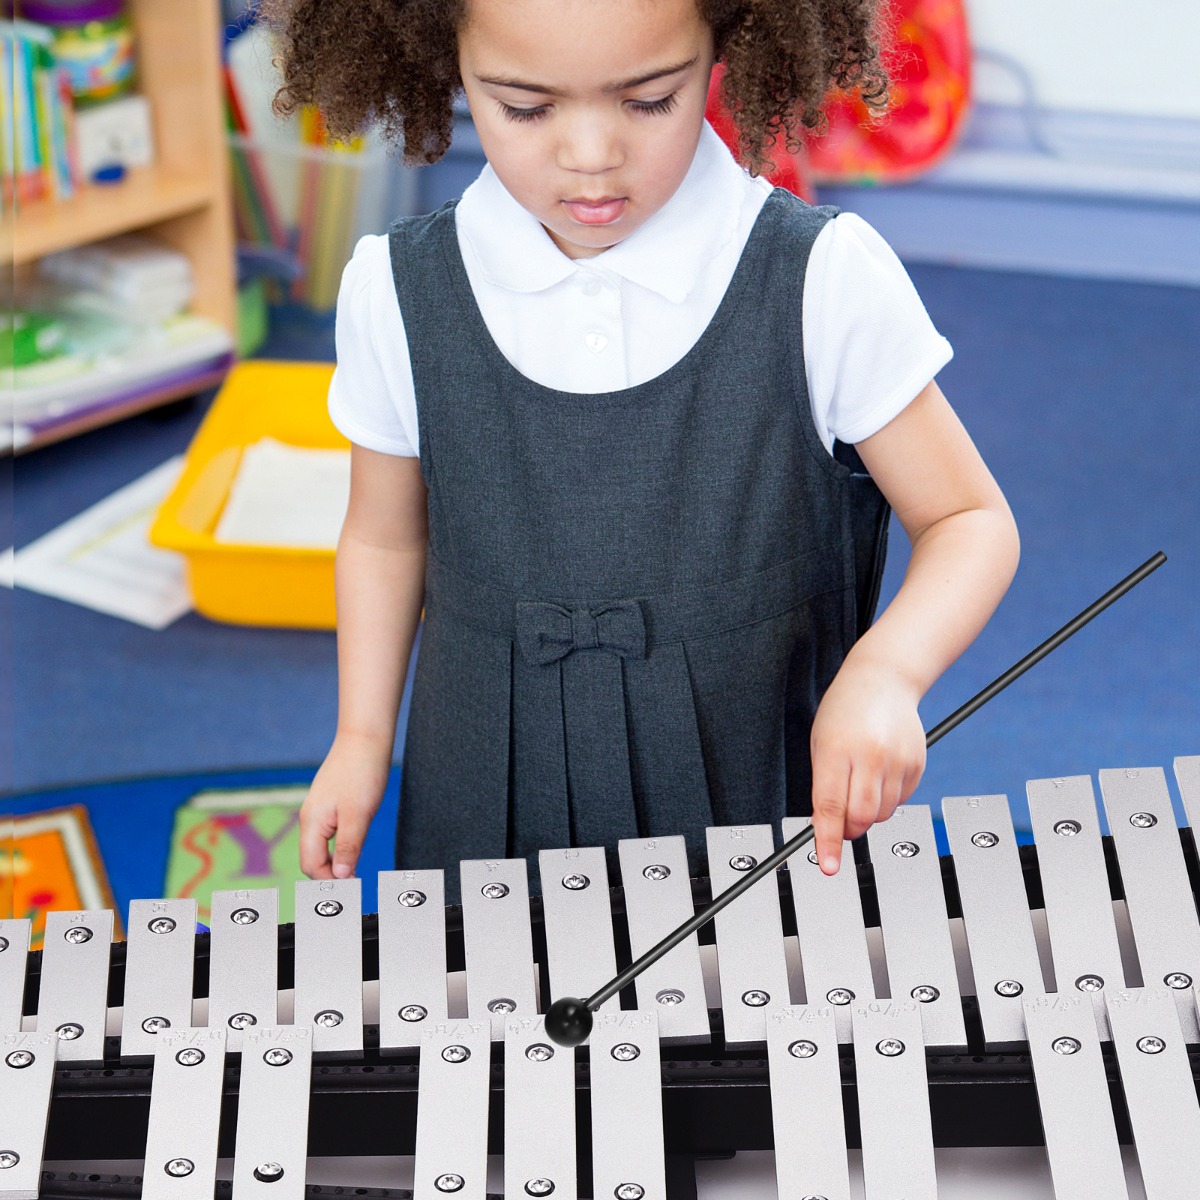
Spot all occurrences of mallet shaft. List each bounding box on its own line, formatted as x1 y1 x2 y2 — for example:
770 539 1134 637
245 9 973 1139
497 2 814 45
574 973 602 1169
584 551 1167 1013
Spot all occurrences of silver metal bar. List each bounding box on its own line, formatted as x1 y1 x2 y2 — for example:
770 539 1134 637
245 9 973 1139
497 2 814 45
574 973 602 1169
1099 767 1200 1042
866 804 967 1051
617 837 709 1043
766 1006 851 1200
706 824 790 1049
142 1028 227 1200
121 898 197 1060
378 869 447 1052
851 999 937 1200
209 889 279 1052
1105 987 1200 1197
783 817 874 1043
590 1010 666 1200
414 1020 492 1200
0 922 31 1034
539 846 618 1014
0 1031 57 1200
1173 755 1200 850
37 909 113 1063
293 878 364 1054
231 1025 312 1200
1176 759 1200 1091
1023 993 1128 1199
1026 775 1126 1039
943 795 1045 1050
504 1016 577 1200
460 859 538 1039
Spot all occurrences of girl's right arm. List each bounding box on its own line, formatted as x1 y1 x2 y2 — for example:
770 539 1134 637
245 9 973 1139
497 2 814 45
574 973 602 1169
299 444 428 879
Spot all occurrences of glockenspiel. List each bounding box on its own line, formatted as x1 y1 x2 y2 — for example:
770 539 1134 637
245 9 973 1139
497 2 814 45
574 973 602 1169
3 759 1200 1200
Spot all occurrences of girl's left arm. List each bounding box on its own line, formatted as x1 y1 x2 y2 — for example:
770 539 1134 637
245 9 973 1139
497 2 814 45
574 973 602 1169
808 378 1020 874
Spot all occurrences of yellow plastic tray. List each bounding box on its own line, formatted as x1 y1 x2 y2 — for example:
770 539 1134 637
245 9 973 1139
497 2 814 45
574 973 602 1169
149 359 347 629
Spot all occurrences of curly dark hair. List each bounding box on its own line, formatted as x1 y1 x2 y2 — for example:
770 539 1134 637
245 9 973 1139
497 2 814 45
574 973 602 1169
255 0 892 175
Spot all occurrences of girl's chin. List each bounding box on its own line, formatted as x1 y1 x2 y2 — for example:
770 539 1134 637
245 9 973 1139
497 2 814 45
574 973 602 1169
544 222 626 259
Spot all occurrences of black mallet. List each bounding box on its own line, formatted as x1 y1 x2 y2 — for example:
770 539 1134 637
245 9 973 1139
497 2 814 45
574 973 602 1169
545 551 1167 1048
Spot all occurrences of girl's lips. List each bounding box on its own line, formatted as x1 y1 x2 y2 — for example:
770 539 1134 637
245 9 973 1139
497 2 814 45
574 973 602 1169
563 197 627 225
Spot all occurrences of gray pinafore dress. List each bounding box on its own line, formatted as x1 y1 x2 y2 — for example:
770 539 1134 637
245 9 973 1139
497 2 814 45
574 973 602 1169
388 188 889 902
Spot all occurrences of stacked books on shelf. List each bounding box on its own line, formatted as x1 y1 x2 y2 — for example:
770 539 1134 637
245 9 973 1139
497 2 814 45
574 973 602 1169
5 233 234 450
1 18 81 210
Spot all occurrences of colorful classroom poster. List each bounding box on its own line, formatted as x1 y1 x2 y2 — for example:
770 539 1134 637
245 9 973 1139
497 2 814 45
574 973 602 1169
3 805 119 949
164 785 309 925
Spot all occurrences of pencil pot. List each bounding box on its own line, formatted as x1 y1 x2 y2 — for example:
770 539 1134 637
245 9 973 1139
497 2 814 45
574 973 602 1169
226 132 390 312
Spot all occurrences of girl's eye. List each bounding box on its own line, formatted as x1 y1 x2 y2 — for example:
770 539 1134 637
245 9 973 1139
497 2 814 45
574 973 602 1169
497 92 680 124
499 103 550 123
629 92 679 117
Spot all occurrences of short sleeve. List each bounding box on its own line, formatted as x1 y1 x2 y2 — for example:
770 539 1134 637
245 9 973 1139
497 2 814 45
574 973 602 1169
802 213 953 452
326 234 421 457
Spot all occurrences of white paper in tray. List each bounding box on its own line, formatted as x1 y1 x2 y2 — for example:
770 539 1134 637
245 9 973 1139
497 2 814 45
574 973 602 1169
216 437 351 549
5 456 190 629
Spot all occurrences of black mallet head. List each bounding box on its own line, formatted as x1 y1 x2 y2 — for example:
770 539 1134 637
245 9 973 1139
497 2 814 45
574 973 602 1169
545 996 593 1047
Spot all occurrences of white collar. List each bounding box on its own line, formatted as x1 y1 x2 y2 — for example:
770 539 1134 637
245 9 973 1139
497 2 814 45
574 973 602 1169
456 121 750 304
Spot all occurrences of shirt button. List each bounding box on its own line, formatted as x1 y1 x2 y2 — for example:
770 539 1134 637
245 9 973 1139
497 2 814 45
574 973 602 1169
585 332 608 354
581 276 601 297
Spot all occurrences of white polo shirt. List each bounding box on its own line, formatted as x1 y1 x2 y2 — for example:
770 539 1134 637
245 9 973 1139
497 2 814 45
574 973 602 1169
328 120 952 458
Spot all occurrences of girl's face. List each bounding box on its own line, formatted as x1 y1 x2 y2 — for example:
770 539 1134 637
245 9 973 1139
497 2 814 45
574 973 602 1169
458 0 716 259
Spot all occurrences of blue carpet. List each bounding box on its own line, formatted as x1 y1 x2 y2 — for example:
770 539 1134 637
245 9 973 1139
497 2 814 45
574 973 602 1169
884 266 1199 831
3 268 1197 845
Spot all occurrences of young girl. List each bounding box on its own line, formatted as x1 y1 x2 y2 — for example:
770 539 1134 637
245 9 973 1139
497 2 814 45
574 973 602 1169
260 0 1020 899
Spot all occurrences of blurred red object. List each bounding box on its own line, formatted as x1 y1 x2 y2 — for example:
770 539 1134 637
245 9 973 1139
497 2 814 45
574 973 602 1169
706 64 816 202
707 0 971 189
805 0 972 184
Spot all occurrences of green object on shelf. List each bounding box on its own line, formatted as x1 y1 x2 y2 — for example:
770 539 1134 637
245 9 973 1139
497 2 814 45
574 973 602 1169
236 276 269 359
1 311 68 369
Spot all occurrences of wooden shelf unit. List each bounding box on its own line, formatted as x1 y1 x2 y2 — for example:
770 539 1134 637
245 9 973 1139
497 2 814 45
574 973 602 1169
4 0 238 447
10 166 217 266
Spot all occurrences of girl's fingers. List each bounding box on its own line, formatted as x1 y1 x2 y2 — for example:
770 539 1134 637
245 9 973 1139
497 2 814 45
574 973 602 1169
332 807 371 879
299 804 335 880
881 755 924 826
902 755 926 804
810 753 851 875
877 767 905 824
813 749 917 876
844 760 883 842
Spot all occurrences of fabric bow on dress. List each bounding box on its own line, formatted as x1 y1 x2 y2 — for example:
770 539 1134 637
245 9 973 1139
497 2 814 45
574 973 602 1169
511 594 701 859
515 599 648 666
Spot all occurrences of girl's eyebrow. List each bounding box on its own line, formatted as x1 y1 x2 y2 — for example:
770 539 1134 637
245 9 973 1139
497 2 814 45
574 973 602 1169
475 55 698 96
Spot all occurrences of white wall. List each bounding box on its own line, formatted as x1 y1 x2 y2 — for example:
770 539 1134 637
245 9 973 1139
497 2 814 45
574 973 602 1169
963 0 1200 120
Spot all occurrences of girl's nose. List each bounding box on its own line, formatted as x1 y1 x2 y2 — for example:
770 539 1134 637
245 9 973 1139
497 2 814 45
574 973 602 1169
557 112 623 175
